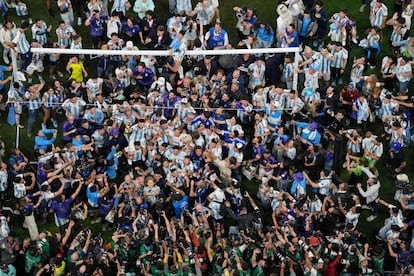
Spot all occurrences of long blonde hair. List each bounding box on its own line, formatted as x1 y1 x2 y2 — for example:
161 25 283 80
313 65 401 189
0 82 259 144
363 74 378 95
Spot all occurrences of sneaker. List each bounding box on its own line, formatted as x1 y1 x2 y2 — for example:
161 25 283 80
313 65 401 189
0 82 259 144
215 18 220 23
331 81 336 86
359 4 366 12
57 71 64 77
16 71 26 82
370 65 375 69
92 217 102 224
77 17 82 26
27 133 32 137
52 119 58 128
361 205 370 210
338 79 343 85
366 215 377 222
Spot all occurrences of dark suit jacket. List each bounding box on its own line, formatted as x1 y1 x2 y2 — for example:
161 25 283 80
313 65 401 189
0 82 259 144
146 28 171 49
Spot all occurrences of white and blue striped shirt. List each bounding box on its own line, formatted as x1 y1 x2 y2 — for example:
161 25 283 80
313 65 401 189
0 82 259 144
367 33 380 48
318 53 332 74
330 13 348 34
31 22 48 46
331 47 348 69
390 25 407 44
56 25 75 48
0 170 7 192
283 62 293 82
370 1 388 27
131 126 147 144
317 178 331 195
111 0 128 15
12 30 30 54
25 92 41 110
13 2 28 17
132 148 145 162
176 0 192 14
43 92 58 109
254 119 269 136
379 98 397 121
62 98 86 117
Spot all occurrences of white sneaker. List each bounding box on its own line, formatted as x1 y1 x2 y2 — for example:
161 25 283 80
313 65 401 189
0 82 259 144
16 71 26 82
77 17 82 26
359 4 366 12
366 215 377 222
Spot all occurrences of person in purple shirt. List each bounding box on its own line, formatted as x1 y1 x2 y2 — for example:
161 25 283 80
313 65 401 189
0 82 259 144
34 128 57 151
50 178 84 227
161 91 180 119
122 18 143 45
85 10 108 49
133 62 154 92
190 111 215 129
62 114 80 144
37 160 71 187
258 150 279 176
251 136 264 161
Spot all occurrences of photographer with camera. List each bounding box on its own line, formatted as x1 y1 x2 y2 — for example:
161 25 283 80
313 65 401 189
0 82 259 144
66 228 92 275
233 6 257 40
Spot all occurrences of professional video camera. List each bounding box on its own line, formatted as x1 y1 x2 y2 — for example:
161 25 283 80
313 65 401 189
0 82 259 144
394 173 413 194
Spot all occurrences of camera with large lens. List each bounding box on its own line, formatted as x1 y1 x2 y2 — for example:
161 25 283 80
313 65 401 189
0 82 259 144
236 11 245 19
98 251 108 263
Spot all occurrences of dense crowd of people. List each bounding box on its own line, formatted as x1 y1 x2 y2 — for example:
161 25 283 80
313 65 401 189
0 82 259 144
0 0 414 275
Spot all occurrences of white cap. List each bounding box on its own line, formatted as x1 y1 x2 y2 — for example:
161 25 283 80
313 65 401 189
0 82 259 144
396 173 409 183
181 98 188 104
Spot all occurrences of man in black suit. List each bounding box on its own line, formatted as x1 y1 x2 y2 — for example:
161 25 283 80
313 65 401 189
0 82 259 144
193 56 219 79
145 25 171 49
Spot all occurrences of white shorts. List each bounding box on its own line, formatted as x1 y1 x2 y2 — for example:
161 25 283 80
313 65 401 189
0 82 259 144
26 62 44 75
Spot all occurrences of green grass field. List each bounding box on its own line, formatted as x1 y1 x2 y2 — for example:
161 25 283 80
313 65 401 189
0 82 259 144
0 0 409 239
